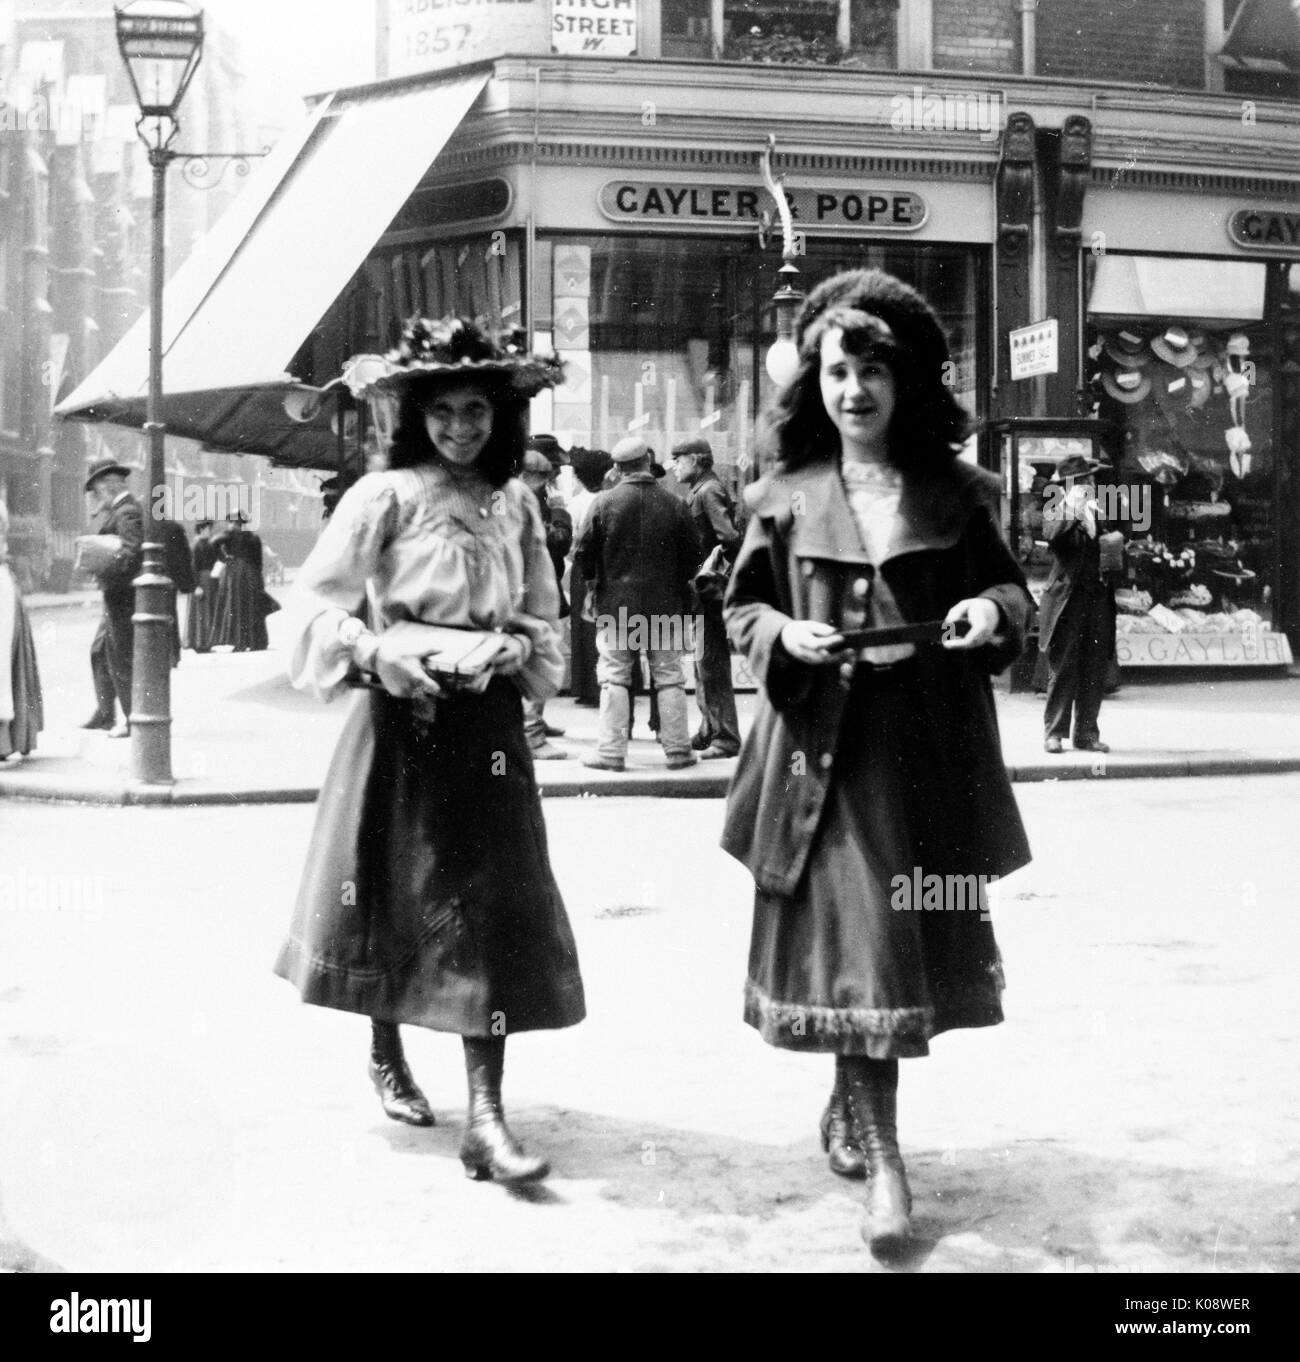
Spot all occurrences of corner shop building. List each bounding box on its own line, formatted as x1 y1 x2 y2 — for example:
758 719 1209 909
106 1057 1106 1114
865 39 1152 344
59 50 1300 665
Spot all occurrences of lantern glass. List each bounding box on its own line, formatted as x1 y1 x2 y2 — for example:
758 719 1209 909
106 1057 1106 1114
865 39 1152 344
115 1 204 118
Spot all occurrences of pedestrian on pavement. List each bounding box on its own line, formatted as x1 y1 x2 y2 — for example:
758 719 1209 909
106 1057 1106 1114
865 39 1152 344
671 437 741 759
1039 454 1118 754
519 444 572 759
276 315 584 1185
0 499 43 760
720 268 1034 1255
565 447 614 706
185 521 219 653
574 434 702 772
80 456 144 738
210 513 276 652
160 516 195 667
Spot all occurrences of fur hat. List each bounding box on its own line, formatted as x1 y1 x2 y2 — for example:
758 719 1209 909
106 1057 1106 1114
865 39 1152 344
794 269 950 380
344 316 565 398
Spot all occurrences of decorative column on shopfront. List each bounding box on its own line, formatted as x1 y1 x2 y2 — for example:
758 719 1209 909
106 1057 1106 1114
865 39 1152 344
551 243 593 450
994 111 1037 421
48 137 98 538
21 121 53 536
1043 114 1092 420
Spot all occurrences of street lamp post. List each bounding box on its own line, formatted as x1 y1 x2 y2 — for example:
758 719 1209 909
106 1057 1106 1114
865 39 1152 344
114 0 204 786
759 136 804 389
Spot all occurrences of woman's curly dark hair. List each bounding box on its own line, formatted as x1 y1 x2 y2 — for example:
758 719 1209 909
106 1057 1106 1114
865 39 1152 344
761 268 969 474
386 372 527 488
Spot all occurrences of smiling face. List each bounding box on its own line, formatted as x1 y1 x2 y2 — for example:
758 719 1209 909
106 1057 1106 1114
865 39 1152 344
818 327 897 462
423 382 495 469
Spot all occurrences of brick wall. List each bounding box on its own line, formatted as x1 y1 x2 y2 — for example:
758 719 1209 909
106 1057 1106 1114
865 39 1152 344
933 0 1020 74
1036 0 1206 89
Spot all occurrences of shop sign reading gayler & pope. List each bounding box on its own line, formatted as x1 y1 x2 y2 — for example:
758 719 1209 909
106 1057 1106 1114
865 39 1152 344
599 183 927 232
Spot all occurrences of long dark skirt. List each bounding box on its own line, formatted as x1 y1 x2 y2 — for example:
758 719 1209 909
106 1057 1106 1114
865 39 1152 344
745 663 1005 1059
275 678 586 1037
211 561 269 651
1 577 43 758
185 572 216 652
568 564 600 703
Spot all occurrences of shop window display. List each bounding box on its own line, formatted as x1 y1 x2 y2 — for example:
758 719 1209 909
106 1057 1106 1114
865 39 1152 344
1083 256 1293 665
533 233 981 495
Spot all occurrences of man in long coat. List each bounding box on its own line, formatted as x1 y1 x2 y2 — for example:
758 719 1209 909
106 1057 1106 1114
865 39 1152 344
1039 455 1117 754
81 457 144 737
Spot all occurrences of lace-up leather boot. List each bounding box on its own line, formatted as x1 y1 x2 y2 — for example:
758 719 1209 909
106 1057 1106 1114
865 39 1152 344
843 1057 911 1253
368 1020 435 1127
819 1057 867 1179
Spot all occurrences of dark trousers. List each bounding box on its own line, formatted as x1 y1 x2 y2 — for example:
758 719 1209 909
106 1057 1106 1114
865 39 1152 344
90 593 134 722
569 568 600 704
1044 590 1114 744
693 600 740 753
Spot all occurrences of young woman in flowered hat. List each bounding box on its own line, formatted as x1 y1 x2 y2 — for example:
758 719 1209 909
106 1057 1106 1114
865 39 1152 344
276 317 583 1184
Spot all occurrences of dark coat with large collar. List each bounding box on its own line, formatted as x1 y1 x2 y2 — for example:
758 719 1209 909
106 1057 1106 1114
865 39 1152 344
720 457 1034 897
1037 508 1113 653
574 470 702 624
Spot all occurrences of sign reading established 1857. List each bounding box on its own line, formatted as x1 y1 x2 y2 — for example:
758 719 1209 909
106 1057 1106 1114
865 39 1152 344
382 0 549 79
599 182 927 231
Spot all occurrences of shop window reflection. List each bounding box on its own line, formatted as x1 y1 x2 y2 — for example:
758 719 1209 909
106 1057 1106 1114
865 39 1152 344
539 233 980 496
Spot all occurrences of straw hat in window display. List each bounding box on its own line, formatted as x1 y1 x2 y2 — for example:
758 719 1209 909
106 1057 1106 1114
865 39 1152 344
1102 328 1150 368
1150 325 1198 368
1101 365 1152 403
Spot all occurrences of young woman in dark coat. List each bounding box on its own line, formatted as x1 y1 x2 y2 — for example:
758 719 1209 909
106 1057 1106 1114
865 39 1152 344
721 269 1034 1255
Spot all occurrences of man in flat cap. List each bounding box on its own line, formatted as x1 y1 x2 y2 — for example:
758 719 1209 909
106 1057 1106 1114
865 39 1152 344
671 437 741 759
81 456 144 737
574 436 702 771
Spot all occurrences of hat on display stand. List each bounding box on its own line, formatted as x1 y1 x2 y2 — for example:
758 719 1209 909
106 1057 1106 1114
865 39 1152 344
1102 366 1152 403
1223 332 1252 474
1103 328 1150 368
1150 325 1197 368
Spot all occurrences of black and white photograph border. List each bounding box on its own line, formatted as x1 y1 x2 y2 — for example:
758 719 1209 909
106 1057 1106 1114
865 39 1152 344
0 0 1296 1329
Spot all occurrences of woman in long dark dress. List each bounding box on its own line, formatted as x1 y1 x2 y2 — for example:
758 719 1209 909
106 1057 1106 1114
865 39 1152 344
276 317 583 1184
211 515 273 652
0 500 43 760
185 520 219 653
721 270 1034 1254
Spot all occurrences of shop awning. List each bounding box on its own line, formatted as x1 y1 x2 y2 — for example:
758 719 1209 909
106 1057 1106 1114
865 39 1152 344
55 71 489 471
1087 255 1267 323
1218 0 1300 71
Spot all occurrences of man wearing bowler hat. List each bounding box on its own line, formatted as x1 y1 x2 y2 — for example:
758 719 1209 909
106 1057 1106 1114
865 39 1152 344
81 456 144 737
1039 453 1116 755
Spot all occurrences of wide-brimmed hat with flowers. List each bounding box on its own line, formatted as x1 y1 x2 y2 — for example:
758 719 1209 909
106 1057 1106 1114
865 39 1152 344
341 316 565 399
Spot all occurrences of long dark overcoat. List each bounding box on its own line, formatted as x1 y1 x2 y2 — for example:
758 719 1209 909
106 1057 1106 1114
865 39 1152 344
720 457 1035 1055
